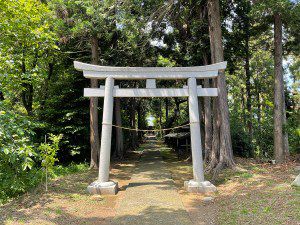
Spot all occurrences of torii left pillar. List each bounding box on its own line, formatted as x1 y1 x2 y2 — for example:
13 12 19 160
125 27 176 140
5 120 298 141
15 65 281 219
87 76 118 195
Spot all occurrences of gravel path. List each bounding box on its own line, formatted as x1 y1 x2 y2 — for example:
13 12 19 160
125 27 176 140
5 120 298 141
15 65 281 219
112 139 192 225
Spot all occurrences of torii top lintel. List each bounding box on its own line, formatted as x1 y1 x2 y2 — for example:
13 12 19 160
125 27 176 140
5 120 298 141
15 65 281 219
74 61 227 80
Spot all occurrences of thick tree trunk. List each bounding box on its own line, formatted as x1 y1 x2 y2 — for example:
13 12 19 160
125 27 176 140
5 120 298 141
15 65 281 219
207 0 235 175
114 98 124 159
89 36 100 169
274 13 289 163
203 55 212 163
207 79 220 171
203 79 212 163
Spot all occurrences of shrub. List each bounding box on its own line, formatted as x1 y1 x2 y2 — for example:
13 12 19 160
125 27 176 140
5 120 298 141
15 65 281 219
0 106 40 202
39 134 63 191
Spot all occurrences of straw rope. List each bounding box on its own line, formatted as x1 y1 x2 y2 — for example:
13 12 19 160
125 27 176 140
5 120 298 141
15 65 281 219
101 123 192 132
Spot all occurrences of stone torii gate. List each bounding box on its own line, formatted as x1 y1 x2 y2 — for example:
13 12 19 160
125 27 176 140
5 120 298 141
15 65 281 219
74 61 227 195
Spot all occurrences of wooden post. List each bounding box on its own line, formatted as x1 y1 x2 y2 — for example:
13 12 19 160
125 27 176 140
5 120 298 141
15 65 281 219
146 79 156 88
87 76 118 195
98 76 114 182
184 77 217 193
188 78 205 182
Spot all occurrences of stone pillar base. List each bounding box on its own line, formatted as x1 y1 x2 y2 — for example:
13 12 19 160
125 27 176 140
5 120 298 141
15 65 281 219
184 180 217 193
87 180 118 195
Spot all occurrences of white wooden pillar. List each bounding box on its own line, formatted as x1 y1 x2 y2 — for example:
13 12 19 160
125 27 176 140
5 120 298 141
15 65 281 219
98 76 114 182
146 79 156 88
188 77 205 182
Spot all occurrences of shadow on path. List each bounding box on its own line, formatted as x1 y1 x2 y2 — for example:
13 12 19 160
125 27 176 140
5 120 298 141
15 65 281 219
112 137 193 225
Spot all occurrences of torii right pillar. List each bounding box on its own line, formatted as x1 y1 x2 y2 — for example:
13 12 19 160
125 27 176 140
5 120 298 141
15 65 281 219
184 77 217 193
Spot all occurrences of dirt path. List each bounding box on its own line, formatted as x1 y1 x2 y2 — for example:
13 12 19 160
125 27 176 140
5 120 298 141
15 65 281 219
112 139 192 225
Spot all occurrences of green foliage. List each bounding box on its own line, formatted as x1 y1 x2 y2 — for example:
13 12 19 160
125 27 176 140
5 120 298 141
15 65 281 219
0 0 58 114
0 168 43 204
0 108 36 171
287 111 300 154
0 102 41 203
0 102 64 202
51 163 89 178
37 68 90 162
230 116 252 158
0 163 88 204
51 0 116 38
39 134 63 171
39 134 63 191
157 55 176 67
225 0 299 158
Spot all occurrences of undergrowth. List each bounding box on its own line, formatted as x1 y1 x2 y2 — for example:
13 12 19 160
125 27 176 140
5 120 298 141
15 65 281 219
0 163 88 204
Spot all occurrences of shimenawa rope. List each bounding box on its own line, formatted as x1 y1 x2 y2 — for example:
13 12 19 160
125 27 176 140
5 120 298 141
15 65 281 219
101 122 193 132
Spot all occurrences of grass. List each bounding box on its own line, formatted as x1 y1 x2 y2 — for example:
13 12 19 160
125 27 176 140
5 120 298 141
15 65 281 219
159 143 300 225
0 163 89 205
51 163 89 178
0 159 136 224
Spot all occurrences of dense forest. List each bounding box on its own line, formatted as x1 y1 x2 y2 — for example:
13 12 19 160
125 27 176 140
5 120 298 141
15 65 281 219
0 0 299 203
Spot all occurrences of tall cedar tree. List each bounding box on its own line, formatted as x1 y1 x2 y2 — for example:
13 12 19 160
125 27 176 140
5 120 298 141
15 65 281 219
274 12 289 162
90 36 100 169
207 0 235 175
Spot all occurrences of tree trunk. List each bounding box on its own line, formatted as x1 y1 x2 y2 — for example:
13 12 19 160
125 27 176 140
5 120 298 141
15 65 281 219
207 79 220 171
0 91 4 101
245 29 253 157
241 88 246 125
256 85 263 156
165 98 169 121
203 55 212 163
274 13 289 163
40 62 54 110
198 92 205 151
207 0 235 175
21 58 33 115
21 83 33 115
89 36 100 169
130 98 138 148
115 98 124 159
256 88 261 132
137 100 144 140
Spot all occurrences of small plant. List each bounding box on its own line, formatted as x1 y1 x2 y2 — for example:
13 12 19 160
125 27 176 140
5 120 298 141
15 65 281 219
38 134 63 191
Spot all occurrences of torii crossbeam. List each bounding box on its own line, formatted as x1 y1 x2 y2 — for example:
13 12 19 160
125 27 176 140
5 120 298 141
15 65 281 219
74 61 227 195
